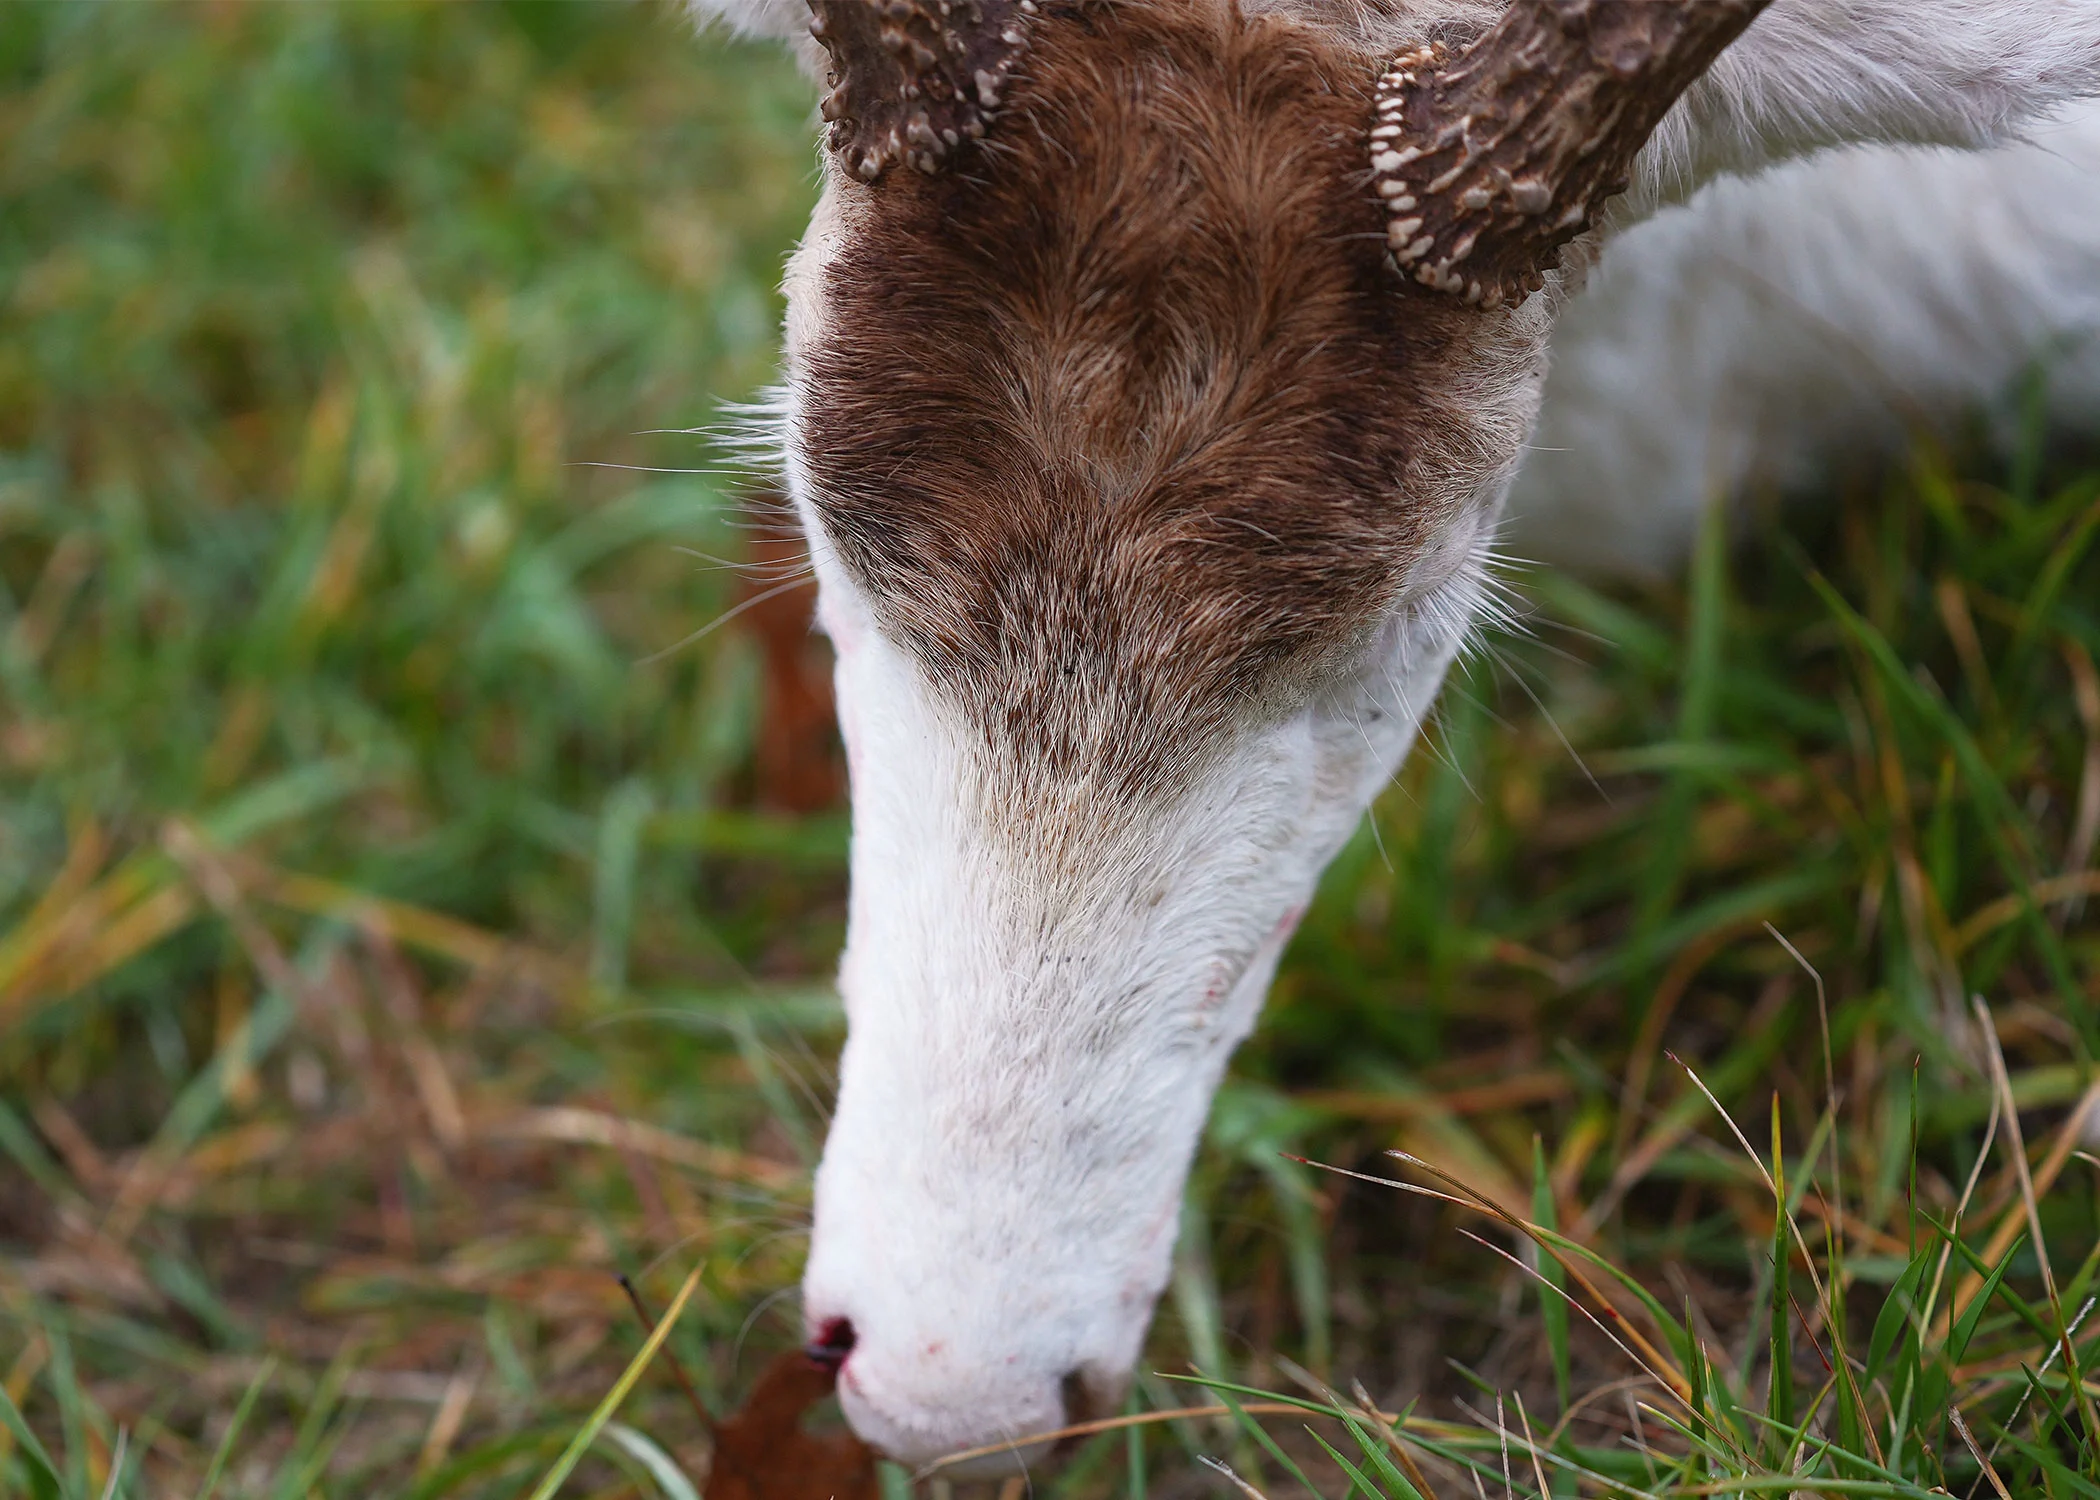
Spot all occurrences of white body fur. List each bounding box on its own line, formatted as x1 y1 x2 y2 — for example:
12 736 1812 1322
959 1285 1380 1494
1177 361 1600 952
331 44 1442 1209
690 0 2100 1469
1517 102 2100 575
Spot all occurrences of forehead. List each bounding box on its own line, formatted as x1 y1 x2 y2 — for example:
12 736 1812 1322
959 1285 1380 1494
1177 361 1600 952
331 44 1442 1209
797 1 1487 793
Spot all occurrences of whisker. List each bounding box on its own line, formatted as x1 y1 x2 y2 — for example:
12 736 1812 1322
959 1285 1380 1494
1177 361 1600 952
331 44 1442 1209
1483 640 1609 801
636 577 815 664
731 1283 807 1376
568 461 753 477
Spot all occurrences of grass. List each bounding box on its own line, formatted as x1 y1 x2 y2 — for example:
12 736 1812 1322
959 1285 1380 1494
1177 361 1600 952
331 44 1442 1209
1 2 2096 1497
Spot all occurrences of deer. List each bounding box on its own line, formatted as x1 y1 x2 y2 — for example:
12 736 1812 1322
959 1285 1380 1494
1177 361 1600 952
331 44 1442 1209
685 0 2100 1472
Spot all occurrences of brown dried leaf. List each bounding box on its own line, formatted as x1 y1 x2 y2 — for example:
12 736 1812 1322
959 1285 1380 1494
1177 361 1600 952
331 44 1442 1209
705 1351 877 1500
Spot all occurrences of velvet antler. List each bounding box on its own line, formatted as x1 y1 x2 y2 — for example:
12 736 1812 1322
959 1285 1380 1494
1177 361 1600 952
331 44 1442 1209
1372 0 1770 307
808 0 1035 181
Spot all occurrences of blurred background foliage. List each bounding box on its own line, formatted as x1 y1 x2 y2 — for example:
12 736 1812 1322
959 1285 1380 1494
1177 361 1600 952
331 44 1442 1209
0 3 2096 1497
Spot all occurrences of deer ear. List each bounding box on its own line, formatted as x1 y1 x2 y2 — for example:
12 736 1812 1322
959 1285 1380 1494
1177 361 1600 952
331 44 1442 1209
807 0 1035 182
1372 0 1769 308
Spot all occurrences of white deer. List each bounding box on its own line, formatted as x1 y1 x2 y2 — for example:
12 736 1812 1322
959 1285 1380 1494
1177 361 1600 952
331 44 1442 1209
688 0 2100 1471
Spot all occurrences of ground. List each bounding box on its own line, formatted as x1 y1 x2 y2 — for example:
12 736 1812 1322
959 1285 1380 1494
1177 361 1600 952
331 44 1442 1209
1 3 2097 1497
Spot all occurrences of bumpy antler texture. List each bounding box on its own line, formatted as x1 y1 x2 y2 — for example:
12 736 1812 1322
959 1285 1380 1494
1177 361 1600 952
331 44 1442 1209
808 0 1035 181
1372 0 1770 307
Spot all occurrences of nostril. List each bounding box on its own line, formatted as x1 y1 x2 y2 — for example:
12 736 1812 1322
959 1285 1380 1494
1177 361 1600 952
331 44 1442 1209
804 1317 856 1370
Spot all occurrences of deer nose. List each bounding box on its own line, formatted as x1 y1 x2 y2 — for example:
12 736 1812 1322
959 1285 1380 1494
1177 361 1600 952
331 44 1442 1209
813 1316 1079 1472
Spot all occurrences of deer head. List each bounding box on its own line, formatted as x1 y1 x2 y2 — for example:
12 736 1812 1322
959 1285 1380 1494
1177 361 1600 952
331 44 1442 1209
737 0 1766 1470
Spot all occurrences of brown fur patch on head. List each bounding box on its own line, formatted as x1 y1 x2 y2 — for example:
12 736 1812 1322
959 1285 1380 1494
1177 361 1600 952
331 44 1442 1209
798 0 1525 798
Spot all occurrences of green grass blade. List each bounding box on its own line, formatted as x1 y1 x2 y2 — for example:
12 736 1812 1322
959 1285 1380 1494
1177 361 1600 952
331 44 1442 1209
1127 1396 1148 1500
1333 1413 1424 1500
0 1101 72 1204
600 1422 700 1500
1531 1137 1570 1416
1630 495 1728 944
1805 565 2089 1037
1950 1235 2026 1368
1986 1428 2100 1499
1172 1188 1231 1387
2013 493 2100 661
1253 1151 1332 1375
1866 1248 1934 1387
589 778 654 995
1188 1375 1324 1499
403 1429 565 1500
1308 1425 1398 1500
43 1319 88 1500
1529 1226 1692 1367
1766 1097 1797 1467
1921 1212 2057 1344
269 1351 354 1500
524 1262 704 1500
0 1369 64 1495
192 1357 274 1500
